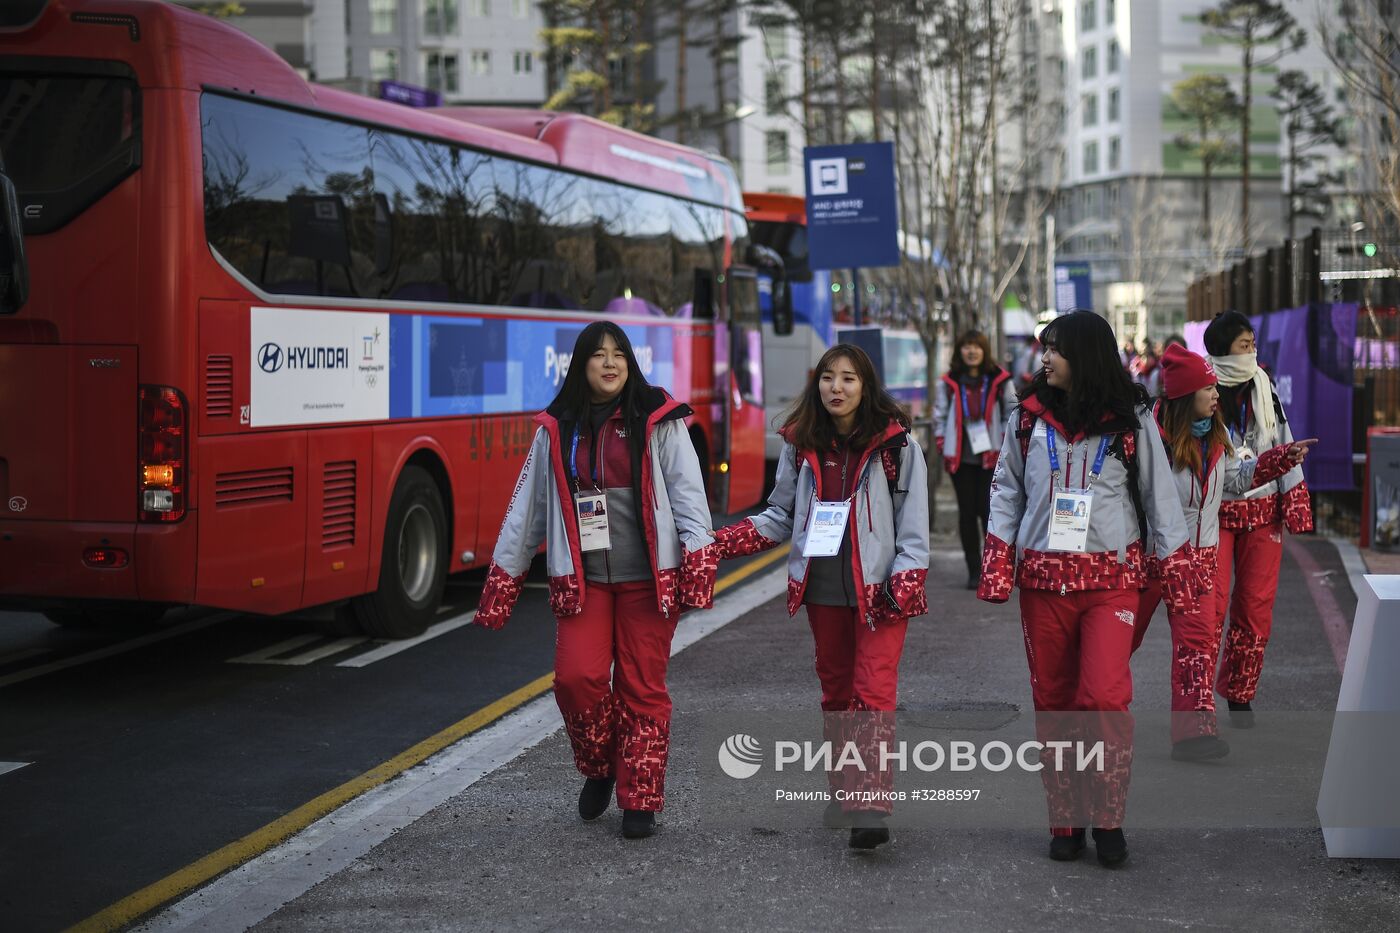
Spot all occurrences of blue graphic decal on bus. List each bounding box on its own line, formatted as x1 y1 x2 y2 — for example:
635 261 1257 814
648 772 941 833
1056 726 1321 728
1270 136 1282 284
386 314 675 418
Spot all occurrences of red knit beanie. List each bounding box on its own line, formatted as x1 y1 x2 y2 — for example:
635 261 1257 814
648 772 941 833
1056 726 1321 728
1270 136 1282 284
1160 343 1217 399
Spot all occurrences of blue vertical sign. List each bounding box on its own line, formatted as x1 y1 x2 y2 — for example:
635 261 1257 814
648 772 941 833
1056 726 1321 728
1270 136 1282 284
803 142 901 270
1053 262 1093 312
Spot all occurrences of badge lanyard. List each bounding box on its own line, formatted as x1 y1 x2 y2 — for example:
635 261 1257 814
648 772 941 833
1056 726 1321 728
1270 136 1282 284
570 425 611 552
569 426 602 491
802 444 855 560
960 376 991 425
1045 428 1112 491
1044 427 1111 555
1233 401 1248 444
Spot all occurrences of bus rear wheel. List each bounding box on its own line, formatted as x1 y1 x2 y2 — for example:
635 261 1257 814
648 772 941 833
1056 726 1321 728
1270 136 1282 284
348 465 448 639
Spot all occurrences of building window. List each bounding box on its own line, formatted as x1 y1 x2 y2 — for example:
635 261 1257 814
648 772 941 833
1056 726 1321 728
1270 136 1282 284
370 0 398 35
470 49 491 75
345 48 354 77
370 48 400 80
1108 136 1121 171
1080 0 1096 30
1083 140 1099 174
1082 46 1097 79
424 51 459 93
1083 93 1098 127
1107 0 1115 24
766 130 789 172
513 49 533 74
1108 87 1120 121
765 68 786 115
1108 38 1119 73
422 0 458 35
469 0 489 16
762 20 787 61
512 0 528 15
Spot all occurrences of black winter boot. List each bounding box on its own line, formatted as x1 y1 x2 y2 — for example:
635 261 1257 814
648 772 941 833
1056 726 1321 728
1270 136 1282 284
1048 829 1086 861
1227 700 1255 729
578 776 616 821
822 799 850 828
1092 827 1128 867
848 811 890 849
1171 735 1230 761
621 809 656 839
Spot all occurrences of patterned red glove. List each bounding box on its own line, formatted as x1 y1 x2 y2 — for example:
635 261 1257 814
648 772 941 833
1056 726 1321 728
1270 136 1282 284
862 568 930 625
1283 482 1314 534
679 543 720 610
976 534 1015 603
1159 545 1201 617
1251 444 1295 489
475 561 525 630
712 518 780 560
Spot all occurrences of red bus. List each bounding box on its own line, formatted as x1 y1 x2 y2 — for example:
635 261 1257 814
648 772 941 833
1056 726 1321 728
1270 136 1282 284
0 0 769 637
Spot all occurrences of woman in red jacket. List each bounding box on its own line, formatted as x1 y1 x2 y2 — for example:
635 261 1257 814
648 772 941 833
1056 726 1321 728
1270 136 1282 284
933 331 1017 589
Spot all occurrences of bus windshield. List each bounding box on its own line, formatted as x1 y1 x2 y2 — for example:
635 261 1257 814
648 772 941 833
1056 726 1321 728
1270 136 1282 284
0 68 141 234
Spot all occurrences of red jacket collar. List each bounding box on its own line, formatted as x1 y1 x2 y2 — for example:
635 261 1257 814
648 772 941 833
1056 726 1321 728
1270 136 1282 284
1020 394 1134 442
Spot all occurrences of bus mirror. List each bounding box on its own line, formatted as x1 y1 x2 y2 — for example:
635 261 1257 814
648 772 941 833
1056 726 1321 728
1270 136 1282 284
773 279 794 336
692 270 715 319
0 171 29 315
373 193 393 275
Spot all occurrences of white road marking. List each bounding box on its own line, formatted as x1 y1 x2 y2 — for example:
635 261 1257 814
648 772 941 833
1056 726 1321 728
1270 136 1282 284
0 761 31 777
0 613 235 689
228 635 366 666
337 610 479 668
133 565 788 933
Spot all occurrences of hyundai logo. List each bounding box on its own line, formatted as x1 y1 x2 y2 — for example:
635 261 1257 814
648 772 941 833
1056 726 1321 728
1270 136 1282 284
258 343 284 373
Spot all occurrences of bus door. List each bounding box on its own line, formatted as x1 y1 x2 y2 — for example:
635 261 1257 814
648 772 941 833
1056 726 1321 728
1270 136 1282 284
719 265 764 512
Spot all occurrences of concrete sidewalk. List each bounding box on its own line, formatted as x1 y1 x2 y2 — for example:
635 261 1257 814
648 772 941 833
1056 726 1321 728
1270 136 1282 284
224 537 1395 932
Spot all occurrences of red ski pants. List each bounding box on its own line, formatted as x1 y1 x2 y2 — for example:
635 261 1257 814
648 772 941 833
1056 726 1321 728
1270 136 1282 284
1213 522 1284 703
807 604 909 814
553 580 676 812
1130 567 1227 743
1019 588 1136 831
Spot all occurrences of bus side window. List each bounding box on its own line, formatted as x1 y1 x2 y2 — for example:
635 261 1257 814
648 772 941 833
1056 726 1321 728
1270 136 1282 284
373 193 393 276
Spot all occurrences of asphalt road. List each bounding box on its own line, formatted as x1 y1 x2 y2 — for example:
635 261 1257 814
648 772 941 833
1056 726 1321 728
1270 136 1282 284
0 535 778 933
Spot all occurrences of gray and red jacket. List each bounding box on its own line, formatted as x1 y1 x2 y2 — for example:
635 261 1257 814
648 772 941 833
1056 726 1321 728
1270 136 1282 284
712 420 930 626
1216 380 1313 535
932 368 1017 472
976 395 1201 615
1149 399 1297 553
475 389 718 628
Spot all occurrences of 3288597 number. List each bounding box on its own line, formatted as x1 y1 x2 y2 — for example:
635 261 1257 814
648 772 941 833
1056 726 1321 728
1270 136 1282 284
909 789 980 802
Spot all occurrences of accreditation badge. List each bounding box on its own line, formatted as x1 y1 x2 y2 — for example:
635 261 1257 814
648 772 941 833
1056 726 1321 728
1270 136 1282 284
966 421 993 455
802 501 852 558
574 491 611 552
1235 445 1256 462
1047 489 1093 553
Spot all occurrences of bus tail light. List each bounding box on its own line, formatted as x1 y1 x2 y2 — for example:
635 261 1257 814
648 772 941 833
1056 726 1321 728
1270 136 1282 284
83 548 129 569
139 385 186 522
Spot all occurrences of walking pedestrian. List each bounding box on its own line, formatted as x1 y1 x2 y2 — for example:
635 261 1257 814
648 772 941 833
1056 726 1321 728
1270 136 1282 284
712 343 930 851
474 322 719 840
1203 310 1314 727
933 331 1017 589
978 311 1201 868
1129 345 1315 760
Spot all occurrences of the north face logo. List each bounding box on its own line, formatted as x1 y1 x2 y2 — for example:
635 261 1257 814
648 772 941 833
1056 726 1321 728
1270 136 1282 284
1115 609 1135 627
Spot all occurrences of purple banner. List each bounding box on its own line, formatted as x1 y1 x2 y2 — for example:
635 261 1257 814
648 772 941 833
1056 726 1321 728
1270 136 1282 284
1184 306 1355 490
379 80 442 108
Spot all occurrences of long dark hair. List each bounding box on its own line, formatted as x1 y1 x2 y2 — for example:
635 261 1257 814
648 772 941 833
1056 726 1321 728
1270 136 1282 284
783 343 910 452
948 330 1002 379
1159 394 1231 477
1019 311 1148 435
548 321 656 461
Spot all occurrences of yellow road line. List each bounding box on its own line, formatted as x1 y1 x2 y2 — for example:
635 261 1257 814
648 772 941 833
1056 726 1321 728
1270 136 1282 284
66 546 788 933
